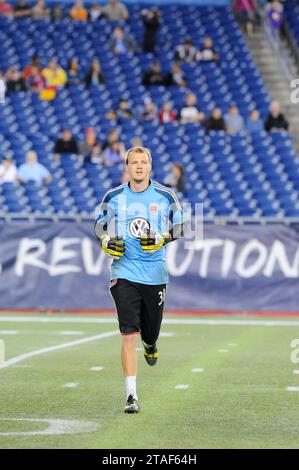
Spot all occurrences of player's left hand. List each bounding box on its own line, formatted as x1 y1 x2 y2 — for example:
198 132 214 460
140 230 171 253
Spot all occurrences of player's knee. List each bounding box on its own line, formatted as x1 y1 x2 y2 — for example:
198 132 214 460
122 332 139 347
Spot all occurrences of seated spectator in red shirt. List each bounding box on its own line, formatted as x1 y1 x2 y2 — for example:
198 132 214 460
179 92 205 124
23 56 41 82
159 102 177 124
205 108 226 133
140 98 158 122
31 0 50 20
0 0 13 17
5 67 26 93
54 129 79 159
84 59 105 87
67 57 81 86
109 27 136 55
26 66 45 92
197 37 219 62
175 37 197 63
143 61 166 87
165 63 187 88
14 0 32 18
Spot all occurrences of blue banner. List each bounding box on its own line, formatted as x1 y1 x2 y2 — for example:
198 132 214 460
0 221 298 312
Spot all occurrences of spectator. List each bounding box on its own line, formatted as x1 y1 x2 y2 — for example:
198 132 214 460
110 27 136 55
42 58 67 90
79 128 103 164
0 0 13 17
165 63 187 88
140 99 158 122
143 61 166 87
164 163 185 193
14 0 31 18
246 110 264 133
18 151 51 185
67 58 81 86
51 3 63 21
131 136 143 147
69 0 88 21
107 98 133 121
266 1 284 38
175 37 197 63
141 7 160 53
0 156 18 185
159 102 176 124
224 105 244 135
54 129 79 158
23 56 41 81
233 0 256 37
264 100 289 131
179 92 205 124
84 59 105 87
5 67 26 93
102 129 123 151
197 37 219 62
205 108 226 133
89 4 103 22
102 141 126 166
31 0 50 20
26 66 45 92
102 0 128 21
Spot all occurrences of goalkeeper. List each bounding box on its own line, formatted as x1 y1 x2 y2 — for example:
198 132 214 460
94 146 185 414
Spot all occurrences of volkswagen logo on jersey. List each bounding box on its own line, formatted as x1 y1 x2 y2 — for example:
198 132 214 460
129 218 150 238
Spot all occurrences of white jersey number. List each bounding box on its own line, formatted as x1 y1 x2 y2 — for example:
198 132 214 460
158 288 166 306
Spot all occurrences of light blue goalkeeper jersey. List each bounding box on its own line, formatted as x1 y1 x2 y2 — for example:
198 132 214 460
95 179 184 285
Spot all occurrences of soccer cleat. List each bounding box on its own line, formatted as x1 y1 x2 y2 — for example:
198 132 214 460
124 395 140 414
143 342 158 366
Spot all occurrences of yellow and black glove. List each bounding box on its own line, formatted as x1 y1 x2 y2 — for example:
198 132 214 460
100 235 125 259
140 230 171 253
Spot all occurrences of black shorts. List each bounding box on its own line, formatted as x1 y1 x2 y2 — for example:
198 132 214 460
110 278 166 345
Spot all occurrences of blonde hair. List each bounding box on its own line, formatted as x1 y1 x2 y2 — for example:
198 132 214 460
125 146 152 165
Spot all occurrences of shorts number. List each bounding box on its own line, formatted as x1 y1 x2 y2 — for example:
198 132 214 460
158 288 166 306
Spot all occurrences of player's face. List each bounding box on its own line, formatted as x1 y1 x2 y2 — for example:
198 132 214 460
126 152 151 183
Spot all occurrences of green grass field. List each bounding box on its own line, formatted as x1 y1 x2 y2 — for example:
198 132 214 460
0 313 299 449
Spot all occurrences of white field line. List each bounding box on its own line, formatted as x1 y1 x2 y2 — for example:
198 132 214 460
192 368 204 373
62 383 79 388
0 330 119 370
90 367 103 372
293 370 299 375
287 386 299 392
175 384 189 390
1 316 299 327
0 331 19 335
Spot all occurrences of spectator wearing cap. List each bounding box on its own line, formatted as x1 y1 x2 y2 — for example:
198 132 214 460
0 156 18 185
141 7 160 53
102 0 128 21
197 37 219 62
224 105 244 135
175 38 197 63
264 100 289 132
18 151 52 185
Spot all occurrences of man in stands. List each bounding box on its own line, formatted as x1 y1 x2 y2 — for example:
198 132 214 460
175 37 197 63
54 129 79 159
18 151 52 186
14 0 32 18
0 156 18 185
143 61 166 87
102 0 128 21
264 100 289 132
179 92 205 124
197 37 219 62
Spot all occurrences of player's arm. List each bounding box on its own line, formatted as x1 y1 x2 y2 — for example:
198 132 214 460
94 195 125 259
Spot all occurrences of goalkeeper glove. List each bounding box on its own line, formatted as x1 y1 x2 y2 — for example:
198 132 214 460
140 229 171 253
100 235 125 259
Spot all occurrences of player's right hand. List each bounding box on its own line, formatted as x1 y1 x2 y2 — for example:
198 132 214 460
100 235 125 259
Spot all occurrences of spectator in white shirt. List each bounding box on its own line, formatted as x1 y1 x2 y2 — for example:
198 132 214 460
0 156 18 185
